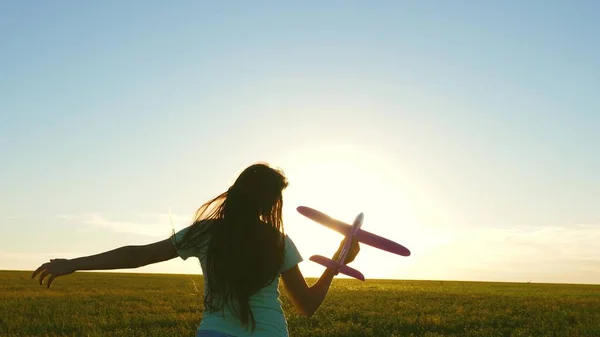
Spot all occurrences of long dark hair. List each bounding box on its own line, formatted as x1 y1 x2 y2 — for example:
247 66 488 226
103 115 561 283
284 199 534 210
173 163 288 331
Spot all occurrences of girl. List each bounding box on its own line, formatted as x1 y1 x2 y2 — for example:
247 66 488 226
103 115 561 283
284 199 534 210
32 163 360 337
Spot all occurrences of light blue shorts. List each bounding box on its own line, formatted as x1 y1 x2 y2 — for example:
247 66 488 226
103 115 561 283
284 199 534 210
196 330 235 337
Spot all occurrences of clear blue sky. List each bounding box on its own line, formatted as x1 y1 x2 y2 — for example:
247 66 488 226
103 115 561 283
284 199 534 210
1 1 599 284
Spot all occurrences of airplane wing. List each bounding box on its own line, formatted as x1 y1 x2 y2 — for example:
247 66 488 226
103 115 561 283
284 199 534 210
296 206 351 236
309 255 365 281
355 229 411 256
297 206 411 257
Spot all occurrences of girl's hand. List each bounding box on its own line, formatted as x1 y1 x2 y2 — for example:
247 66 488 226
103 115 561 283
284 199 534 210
333 237 360 264
31 259 76 288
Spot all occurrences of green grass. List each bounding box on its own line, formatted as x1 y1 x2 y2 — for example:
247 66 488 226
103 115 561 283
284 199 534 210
1 270 599 336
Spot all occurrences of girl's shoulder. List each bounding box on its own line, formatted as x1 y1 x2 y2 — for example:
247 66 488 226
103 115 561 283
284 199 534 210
281 233 303 272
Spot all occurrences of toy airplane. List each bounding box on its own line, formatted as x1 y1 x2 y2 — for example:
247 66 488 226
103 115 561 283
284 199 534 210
297 206 411 281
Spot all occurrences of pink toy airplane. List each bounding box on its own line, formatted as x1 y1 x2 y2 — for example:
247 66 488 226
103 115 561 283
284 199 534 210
297 206 411 281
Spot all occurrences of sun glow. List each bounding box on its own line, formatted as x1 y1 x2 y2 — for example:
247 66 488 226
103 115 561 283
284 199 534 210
275 142 421 279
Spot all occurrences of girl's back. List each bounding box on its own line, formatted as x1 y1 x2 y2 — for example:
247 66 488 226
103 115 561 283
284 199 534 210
173 220 303 337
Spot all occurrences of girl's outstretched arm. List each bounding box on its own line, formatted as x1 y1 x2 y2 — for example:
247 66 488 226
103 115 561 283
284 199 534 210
281 238 360 317
31 238 178 288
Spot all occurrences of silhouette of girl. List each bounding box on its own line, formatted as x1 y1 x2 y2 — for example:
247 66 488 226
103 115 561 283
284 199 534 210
32 162 360 337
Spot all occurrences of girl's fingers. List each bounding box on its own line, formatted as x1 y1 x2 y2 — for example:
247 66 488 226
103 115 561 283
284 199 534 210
38 270 50 285
46 275 56 289
32 262 50 279
31 266 44 279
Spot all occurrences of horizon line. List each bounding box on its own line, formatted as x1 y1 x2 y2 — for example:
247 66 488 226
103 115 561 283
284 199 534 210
4 269 599 286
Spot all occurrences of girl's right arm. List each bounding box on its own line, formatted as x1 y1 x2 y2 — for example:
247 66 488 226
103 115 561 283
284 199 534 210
31 238 178 288
281 238 359 317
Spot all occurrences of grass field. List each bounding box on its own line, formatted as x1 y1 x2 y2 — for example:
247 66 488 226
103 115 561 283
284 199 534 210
1 271 598 337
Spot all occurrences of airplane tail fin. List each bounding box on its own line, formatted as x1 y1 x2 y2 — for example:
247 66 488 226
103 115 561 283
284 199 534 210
309 255 365 281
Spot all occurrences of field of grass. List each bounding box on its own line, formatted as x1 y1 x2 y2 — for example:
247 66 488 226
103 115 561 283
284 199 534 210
1 270 599 337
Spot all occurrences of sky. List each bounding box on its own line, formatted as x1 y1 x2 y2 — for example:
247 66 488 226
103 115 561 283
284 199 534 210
1 1 599 285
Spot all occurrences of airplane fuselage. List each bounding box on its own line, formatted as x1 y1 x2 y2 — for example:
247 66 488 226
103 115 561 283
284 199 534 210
335 212 364 266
